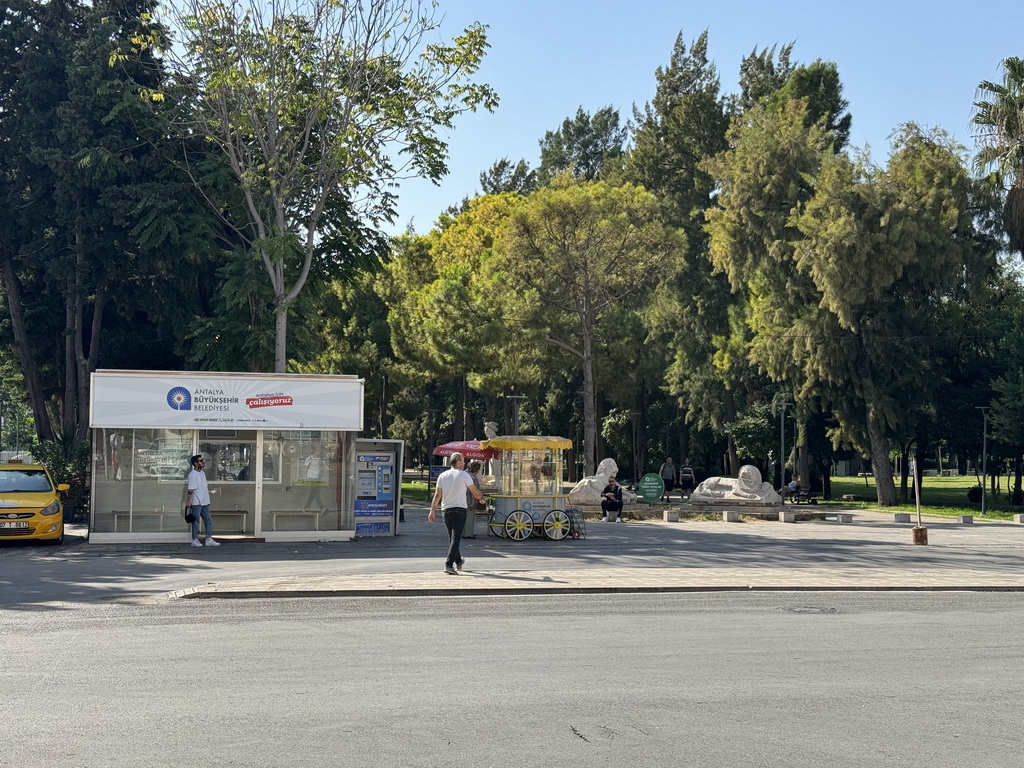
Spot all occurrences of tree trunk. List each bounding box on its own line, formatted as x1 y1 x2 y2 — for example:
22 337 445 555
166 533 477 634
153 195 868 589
797 417 811 489
723 389 739 476
75 283 105 448
462 377 472 440
453 378 465 441
867 409 898 505
274 299 288 373
898 440 912 504
63 275 77 440
1014 455 1022 506
857 343 897 505
376 373 389 437
581 329 596 477
678 410 689 469
0 251 54 442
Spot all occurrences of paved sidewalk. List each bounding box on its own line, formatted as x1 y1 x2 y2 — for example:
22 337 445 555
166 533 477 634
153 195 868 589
7 505 1024 604
175 508 1024 598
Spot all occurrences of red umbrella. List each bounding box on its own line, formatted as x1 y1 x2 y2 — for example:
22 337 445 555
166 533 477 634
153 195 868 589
432 440 500 460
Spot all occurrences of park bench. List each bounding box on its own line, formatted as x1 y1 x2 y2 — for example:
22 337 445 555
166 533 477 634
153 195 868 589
780 509 853 523
270 509 320 531
789 486 820 505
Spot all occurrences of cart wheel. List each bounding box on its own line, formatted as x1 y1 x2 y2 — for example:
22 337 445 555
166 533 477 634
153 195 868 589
543 510 571 540
571 529 583 539
488 511 506 538
505 509 534 541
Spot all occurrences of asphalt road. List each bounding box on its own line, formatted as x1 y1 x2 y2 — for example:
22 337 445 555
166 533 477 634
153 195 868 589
4 592 1022 767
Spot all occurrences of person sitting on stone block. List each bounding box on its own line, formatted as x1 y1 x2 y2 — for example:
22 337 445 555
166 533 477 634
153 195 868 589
601 476 623 522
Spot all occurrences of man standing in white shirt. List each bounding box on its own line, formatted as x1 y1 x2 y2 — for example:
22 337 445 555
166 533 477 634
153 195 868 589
428 452 485 575
186 454 218 547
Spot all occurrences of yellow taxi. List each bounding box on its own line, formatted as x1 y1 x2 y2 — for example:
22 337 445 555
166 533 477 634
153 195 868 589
0 459 70 544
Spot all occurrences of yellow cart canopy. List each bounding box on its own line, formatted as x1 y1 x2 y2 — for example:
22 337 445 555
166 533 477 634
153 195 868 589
480 435 573 451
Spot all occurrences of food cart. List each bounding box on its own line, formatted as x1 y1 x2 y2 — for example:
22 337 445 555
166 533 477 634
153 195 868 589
478 435 584 541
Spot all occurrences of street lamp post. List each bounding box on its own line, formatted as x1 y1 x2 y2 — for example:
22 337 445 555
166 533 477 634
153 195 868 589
977 407 991 515
507 395 525 436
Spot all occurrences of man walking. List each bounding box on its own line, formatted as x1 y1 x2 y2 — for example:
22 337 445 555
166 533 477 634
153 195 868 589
428 452 485 574
679 458 695 497
659 457 677 502
186 454 218 547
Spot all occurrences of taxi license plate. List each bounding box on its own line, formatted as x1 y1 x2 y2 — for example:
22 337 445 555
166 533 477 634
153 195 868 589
0 521 29 528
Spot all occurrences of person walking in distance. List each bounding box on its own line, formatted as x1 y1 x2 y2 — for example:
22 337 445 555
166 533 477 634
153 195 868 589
428 452 485 574
186 454 218 547
679 459 696 498
659 457 677 502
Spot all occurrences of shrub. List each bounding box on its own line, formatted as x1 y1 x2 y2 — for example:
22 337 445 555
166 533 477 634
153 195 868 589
32 438 91 508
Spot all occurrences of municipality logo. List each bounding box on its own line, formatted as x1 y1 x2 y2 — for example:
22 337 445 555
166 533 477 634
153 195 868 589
167 387 192 411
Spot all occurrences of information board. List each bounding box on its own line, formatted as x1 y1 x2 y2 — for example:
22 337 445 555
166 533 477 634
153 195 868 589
636 472 665 501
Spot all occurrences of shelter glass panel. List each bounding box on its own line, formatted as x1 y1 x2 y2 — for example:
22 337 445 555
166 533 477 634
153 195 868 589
197 430 258 535
91 428 193 533
260 430 348 532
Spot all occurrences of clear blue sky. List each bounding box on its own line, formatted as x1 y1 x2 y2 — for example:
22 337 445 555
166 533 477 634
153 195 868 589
386 0 1022 236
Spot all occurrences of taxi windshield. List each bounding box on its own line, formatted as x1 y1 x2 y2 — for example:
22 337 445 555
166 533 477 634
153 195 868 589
0 469 54 493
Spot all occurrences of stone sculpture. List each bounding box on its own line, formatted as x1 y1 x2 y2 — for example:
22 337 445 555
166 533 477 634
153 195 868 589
568 457 636 505
690 464 781 505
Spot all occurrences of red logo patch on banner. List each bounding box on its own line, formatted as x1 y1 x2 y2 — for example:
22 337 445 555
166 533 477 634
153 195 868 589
246 395 293 409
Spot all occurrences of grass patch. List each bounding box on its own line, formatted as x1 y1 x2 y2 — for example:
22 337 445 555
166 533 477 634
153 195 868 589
825 476 1016 520
401 480 430 502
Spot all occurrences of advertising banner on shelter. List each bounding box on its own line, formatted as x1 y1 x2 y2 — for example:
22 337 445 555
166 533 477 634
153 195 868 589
90 370 364 430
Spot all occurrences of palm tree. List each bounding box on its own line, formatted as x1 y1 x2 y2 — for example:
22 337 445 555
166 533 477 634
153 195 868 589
973 57 1024 258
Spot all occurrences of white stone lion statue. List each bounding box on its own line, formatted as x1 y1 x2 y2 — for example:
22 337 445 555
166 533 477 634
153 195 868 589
690 464 781 505
568 457 636 505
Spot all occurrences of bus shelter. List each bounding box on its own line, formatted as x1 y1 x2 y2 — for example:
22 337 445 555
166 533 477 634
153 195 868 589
87 370 397 543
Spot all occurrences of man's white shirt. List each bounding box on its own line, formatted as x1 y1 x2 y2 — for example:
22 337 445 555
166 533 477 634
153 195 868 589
436 468 474 509
188 468 211 506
